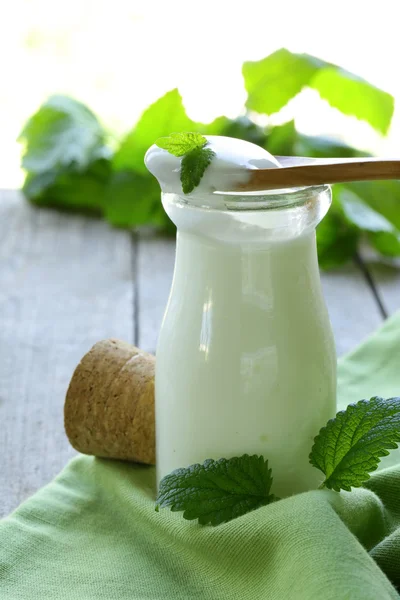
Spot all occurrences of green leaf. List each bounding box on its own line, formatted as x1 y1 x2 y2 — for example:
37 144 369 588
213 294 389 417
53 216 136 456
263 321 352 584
180 147 215 194
295 134 368 159
156 455 275 526
266 120 297 155
311 68 394 135
317 219 359 269
370 231 400 257
310 397 400 492
346 181 400 230
344 180 400 257
317 193 359 269
200 116 231 136
217 116 267 147
243 49 322 115
338 187 400 257
339 188 396 233
23 170 59 198
23 158 111 214
104 170 161 228
156 132 207 156
113 89 196 173
19 95 108 174
266 127 368 161
243 48 394 134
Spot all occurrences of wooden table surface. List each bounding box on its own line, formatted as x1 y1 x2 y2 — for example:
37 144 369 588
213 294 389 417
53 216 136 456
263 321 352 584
1 190 399 518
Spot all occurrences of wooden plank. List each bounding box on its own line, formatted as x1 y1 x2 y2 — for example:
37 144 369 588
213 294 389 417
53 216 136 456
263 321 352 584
137 235 382 357
137 234 176 353
365 260 400 317
321 265 383 356
0 191 134 517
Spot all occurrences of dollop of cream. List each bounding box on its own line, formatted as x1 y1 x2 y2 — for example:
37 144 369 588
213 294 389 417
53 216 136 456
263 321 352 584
144 135 280 197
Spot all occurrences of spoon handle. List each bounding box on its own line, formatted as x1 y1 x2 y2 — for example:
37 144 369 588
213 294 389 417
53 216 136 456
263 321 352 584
236 158 400 192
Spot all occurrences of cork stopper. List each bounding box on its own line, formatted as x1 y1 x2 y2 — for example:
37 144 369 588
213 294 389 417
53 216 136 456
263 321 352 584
64 339 155 464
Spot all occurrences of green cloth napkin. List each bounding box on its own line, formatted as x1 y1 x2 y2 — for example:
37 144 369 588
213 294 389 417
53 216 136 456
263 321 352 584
2 314 400 599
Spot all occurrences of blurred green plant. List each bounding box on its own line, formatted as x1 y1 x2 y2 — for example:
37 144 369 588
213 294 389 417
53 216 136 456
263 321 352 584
19 48 399 268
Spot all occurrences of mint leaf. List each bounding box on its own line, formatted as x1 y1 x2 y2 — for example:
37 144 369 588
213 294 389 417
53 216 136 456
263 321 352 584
341 183 400 257
243 49 322 115
310 397 400 492
153 131 215 193
333 187 400 257
23 158 111 214
19 95 108 174
348 181 400 230
156 132 207 156
295 134 368 159
104 170 161 228
113 89 197 174
343 194 398 231
370 230 400 257
180 147 215 194
266 120 297 155
156 455 275 526
243 48 394 134
217 116 267 147
311 68 394 135
316 193 359 270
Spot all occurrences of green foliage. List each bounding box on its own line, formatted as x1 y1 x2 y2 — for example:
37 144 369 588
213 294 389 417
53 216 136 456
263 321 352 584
338 187 400 256
243 49 323 116
156 455 275 526
310 397 400 492
311 68 394 135
316 193 360 269
113 89 197 174
216 116 267 146
294 135 368 159
23 158 111 214
243 48 394 134
348 180 400 229
19 95 109 174
19 48 400 266
104 171 161 228
266 120 297 156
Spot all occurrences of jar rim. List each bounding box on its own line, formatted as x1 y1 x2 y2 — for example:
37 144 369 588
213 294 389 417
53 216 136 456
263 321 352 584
166 184 331 212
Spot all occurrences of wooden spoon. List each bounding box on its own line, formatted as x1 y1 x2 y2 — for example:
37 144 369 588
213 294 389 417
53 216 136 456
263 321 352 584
230 157 400 192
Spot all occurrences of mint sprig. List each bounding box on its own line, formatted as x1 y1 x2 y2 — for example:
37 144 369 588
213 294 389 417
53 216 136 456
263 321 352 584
156 455 275 526
309 396 400 491
155 132 207 156
180 147 215 194
155 132 216 194
156 396 400 526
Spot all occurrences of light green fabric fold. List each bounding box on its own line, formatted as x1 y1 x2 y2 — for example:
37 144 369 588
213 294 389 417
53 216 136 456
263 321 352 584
2 313 400 599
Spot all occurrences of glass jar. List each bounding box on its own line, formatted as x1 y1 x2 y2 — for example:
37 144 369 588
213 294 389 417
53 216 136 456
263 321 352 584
155 186 336 498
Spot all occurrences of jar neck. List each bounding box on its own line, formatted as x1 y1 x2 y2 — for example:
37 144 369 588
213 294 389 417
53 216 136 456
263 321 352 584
162 185 332 245
172 230 321 295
